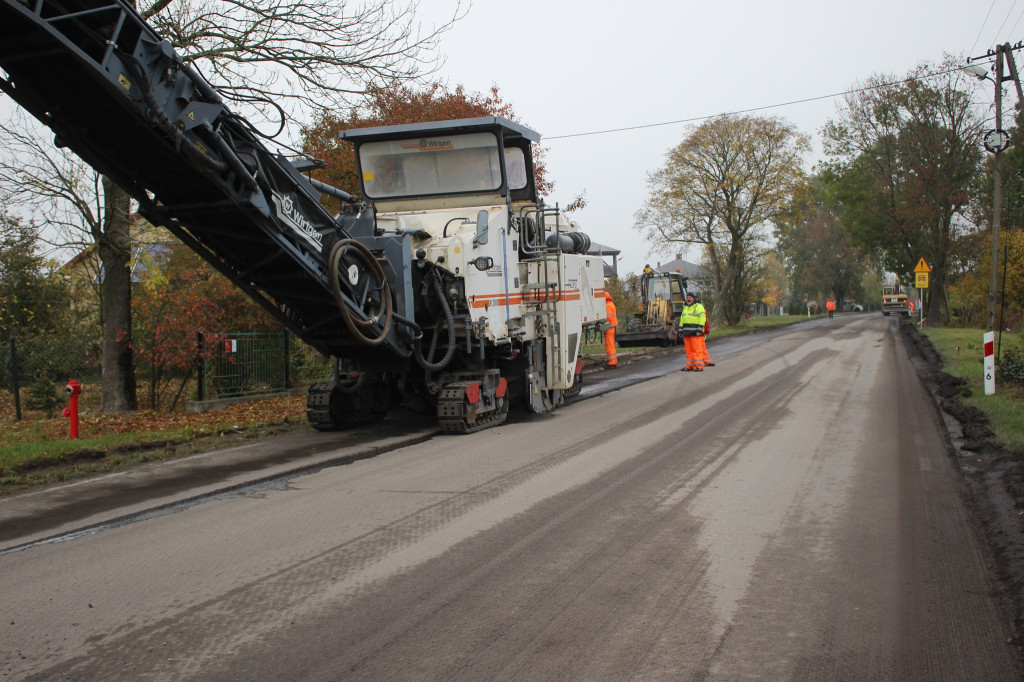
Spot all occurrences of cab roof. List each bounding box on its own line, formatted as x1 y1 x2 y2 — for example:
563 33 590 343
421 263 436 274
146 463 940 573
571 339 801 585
338 116 541 144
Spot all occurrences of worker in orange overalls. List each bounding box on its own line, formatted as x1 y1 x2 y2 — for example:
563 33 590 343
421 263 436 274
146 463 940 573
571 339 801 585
826 298 836 319
603 291 618 368
678 291 706 371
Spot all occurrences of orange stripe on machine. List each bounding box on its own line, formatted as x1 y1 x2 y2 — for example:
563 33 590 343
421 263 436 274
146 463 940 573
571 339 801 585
469 291 583 308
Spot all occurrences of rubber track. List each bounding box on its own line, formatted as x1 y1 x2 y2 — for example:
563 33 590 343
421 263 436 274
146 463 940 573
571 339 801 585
437 381 509 434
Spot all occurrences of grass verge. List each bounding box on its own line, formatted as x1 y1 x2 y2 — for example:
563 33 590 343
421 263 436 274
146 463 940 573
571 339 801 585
922 327 1024 454
0 394 309 495
711 313 810 335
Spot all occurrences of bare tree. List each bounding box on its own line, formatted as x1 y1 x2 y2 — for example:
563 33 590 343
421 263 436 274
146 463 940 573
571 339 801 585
0 0 464 412
0 112 145 411
634 114 810 327
0 113 105 261
143 0 465 117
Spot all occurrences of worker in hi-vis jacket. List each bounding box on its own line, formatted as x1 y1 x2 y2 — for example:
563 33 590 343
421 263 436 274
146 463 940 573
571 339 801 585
678 291 707 371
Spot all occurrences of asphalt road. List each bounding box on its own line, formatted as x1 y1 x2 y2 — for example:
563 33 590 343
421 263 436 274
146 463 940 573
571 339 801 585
2 315 1020 680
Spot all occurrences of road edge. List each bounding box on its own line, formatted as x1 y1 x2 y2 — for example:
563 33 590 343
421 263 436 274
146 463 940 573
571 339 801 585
900 321 1024 656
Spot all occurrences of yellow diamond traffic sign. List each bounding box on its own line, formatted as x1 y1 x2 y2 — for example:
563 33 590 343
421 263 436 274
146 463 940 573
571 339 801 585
914 257 931 274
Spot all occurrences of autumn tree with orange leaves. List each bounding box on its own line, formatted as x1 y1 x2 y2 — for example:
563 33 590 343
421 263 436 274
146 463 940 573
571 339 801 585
301 83 552 211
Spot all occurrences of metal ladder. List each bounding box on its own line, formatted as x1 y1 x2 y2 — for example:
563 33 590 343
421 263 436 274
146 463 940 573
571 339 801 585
517 204 566 386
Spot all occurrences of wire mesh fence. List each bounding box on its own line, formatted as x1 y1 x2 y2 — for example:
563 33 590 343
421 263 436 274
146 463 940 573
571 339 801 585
196 331 333 400
1 334 100 420
2 330 333 421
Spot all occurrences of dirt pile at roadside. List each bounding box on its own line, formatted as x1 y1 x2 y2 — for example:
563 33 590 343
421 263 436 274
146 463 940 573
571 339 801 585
901 322 1024 647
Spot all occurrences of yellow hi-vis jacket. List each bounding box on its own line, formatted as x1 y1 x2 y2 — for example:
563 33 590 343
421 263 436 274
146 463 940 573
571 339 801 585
678 302 706 336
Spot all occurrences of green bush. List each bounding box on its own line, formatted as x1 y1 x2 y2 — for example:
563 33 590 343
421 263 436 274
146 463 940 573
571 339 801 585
24 377 62 417
1000 345 1024 386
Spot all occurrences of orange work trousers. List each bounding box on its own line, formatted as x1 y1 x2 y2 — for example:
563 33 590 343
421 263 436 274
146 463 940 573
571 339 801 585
696 335 712 366
604 328 617 366
683 335 704 370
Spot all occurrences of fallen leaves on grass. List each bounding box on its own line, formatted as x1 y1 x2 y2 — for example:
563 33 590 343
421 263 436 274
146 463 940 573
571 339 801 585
1 394 308 449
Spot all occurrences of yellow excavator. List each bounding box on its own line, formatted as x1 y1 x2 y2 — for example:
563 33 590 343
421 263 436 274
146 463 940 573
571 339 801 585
617 272 690 347
881 281 910 316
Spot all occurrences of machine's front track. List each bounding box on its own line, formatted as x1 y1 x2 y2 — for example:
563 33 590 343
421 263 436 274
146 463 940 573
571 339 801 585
437 381 510 434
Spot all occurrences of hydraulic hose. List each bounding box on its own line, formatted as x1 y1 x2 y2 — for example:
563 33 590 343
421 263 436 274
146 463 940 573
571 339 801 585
413 277 457 371
327 239 393 347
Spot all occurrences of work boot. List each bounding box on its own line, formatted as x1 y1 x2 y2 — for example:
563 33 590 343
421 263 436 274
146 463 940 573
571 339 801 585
704 361 715 367
605 364 617 369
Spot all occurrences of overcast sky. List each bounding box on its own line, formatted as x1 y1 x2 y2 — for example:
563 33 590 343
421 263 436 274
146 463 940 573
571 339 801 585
1 0 1017 273
418 0 1020 272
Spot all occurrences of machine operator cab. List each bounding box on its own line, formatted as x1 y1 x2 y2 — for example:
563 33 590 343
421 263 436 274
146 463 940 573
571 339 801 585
336 116 572 297
640 272 688 317
340 117 540 210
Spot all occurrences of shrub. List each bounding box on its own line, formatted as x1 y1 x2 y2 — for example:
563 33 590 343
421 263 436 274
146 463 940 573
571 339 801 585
1000 345 1024 387
24 377 62 417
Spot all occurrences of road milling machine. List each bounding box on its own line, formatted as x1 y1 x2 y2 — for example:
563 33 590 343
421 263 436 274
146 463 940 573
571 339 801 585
616 272 689 347
0 0 606 433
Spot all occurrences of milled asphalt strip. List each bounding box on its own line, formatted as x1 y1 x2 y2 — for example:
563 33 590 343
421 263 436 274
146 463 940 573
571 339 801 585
0 432 435 556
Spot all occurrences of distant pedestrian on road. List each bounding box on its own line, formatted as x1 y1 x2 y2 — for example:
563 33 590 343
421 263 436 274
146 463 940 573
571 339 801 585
678 291 706 371
604 291 618 369
826 298 836 319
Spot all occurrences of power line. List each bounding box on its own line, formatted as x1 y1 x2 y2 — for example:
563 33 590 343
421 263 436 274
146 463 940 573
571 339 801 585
996 0 1022 43
1011 6 1024 38
545 64 977 141
971 0 1000 57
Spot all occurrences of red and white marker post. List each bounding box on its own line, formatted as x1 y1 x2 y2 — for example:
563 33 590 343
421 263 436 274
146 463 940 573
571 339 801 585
984 331 995 395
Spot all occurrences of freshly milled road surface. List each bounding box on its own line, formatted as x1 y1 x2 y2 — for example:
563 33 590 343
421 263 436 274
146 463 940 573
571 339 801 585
3 316 1020 680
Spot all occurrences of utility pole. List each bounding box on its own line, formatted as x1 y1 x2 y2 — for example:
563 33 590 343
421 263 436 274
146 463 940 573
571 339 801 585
967 43 1022 332
989 47 1004 333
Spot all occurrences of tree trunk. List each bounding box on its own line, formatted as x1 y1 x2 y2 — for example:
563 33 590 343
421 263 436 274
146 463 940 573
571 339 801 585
927 217 950 325
722 242 744 326
927 267 946 325
701 242 725 330
98 178 137 413
710 259 728 330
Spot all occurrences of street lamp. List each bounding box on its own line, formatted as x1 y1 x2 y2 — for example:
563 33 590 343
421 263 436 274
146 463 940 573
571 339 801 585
961 63 990 80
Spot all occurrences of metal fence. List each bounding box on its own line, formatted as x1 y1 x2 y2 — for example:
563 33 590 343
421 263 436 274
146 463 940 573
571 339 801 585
2 331 333 420
197 330 333 401
2 335 100 420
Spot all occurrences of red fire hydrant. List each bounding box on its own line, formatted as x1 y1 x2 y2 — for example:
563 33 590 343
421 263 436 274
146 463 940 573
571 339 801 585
63 379 82 439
